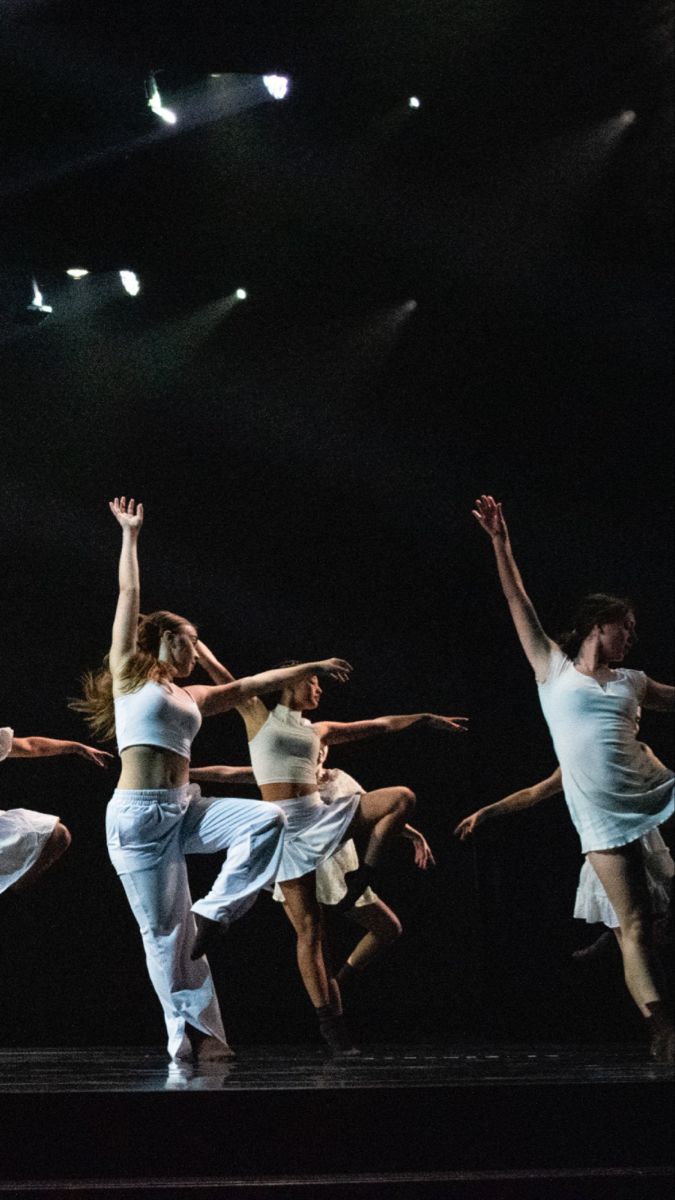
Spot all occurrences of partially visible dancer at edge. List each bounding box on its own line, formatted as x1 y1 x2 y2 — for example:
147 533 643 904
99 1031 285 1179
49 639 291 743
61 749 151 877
72 496 351 1063
193 708 466 995
454 766 674 963
1 727 111 895
472 494 674 1063
192 643 427 1054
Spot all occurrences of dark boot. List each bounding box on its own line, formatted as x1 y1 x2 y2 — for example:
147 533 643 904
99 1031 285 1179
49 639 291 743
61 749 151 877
190 913 225 961
315 1005 360 1057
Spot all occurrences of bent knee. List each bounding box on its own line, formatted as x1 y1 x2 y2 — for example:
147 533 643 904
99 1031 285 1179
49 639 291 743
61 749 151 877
383 915 403 942
51 822 72 856
396 787 416 817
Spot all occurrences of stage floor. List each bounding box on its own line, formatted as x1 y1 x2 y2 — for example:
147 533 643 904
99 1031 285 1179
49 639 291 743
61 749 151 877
0 1041 671 1093
1 1045 672 1197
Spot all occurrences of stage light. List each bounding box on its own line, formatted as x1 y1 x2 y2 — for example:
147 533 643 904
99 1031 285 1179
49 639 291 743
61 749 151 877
28 279 53 314
619 109 637 126
263 75 290 100
403 299 418 312
66 268 89 280
146 74 177 125
408 96 421 109
120 270 141 296
235 288 248 301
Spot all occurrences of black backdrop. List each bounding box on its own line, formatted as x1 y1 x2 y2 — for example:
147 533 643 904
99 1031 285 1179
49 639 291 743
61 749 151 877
0 0 672 1048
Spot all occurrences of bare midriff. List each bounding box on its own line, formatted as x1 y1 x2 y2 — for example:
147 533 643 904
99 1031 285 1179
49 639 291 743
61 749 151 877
117 745 190 790
259 782 317 802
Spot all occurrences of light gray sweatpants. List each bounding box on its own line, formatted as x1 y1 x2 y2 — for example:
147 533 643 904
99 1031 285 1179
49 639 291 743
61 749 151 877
106 784 285 1060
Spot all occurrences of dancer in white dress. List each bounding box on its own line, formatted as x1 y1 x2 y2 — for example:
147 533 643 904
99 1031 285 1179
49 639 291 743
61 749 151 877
193 644 434 1052
473 494 674 1062
1 727 110 894
454 766 674 936
72 497 351 1062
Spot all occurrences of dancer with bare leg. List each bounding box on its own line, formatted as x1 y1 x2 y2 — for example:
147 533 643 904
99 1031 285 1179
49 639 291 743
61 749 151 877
473 494 674 1062
192 643 422 1053
454 766 674 961
1 727 110 895
73 497 351 1061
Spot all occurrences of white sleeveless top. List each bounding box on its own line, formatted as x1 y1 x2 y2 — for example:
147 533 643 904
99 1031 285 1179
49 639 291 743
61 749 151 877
114 681 202 759
248 704 320 786
538 647 674 852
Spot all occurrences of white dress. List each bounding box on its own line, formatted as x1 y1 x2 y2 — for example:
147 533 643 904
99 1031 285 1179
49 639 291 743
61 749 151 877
272 766 379 908
537 648 674 852
574 827 674 927
0 727 58 894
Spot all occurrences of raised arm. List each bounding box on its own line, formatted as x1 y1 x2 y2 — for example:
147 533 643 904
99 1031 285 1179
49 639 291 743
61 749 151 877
108 496 144 683
186 658 353 720
472 495 555 680
314 713 468 746
8 737 113 768
642 678 675 712
454 767 562 840
189 764 256 786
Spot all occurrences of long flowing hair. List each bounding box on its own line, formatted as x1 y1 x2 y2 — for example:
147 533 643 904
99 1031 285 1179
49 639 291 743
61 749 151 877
558 593 634 660
71 610 191 741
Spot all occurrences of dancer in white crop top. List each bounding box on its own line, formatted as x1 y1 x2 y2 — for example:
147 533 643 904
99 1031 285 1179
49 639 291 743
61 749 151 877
473 494 674 1064
194 644 465 1054
73 496 351 1063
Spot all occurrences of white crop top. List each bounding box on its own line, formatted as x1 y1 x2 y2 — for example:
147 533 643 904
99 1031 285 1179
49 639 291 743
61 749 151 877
249 705 320 786
114 681 202 759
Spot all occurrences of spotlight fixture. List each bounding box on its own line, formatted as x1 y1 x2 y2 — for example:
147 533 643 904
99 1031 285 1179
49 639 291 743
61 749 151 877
263 74 290 101
146 73 177 125
27 279 53 315
235 288 248 301
408 96 421 109
66 268 89 280
619 109 637 126
119 270 141 297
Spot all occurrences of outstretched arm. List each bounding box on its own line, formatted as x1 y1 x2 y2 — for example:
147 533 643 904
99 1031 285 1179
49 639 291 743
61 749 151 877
108 496 144 682
189 764 256 786
472 495 555 680
643 678 675 712
454 767 562 840
9 737 113 767
314 713 468 746
186 658 352 719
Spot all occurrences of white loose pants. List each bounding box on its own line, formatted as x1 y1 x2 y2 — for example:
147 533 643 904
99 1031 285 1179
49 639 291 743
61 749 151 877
106 784 286 1060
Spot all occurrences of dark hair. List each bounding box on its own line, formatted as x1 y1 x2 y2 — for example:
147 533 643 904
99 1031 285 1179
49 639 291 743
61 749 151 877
261 660 302 711
559 594 634 660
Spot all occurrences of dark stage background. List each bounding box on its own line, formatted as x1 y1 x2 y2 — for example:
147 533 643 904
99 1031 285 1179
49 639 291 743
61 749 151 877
0 1 672 1050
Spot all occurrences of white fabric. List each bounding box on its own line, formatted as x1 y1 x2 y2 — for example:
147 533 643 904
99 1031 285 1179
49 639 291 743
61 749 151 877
0 807 59 894
248 705 320 786
106 784 286 1060
538 647 674 852
273 767 378 906
0 727 13 762
1 727 60 893
114 681 202 758
274 787 361 883
575 828 675 927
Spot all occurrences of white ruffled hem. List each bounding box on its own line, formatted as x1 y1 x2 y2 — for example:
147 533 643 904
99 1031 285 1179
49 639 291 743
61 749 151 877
0 808 58 893
575 829 674 927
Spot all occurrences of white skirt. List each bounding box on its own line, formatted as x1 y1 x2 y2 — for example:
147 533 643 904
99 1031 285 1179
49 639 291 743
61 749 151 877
0 808 58 894
574 828 674 927
274 790 362 884
273 836 379 907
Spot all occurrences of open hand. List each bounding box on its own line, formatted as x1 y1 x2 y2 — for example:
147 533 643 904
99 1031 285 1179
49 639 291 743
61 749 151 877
410 829 436 870
109 496 144 532
75 744 115 768
427 715 469 733
453 809 487 840
315 658 353 683
471 495 507 540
